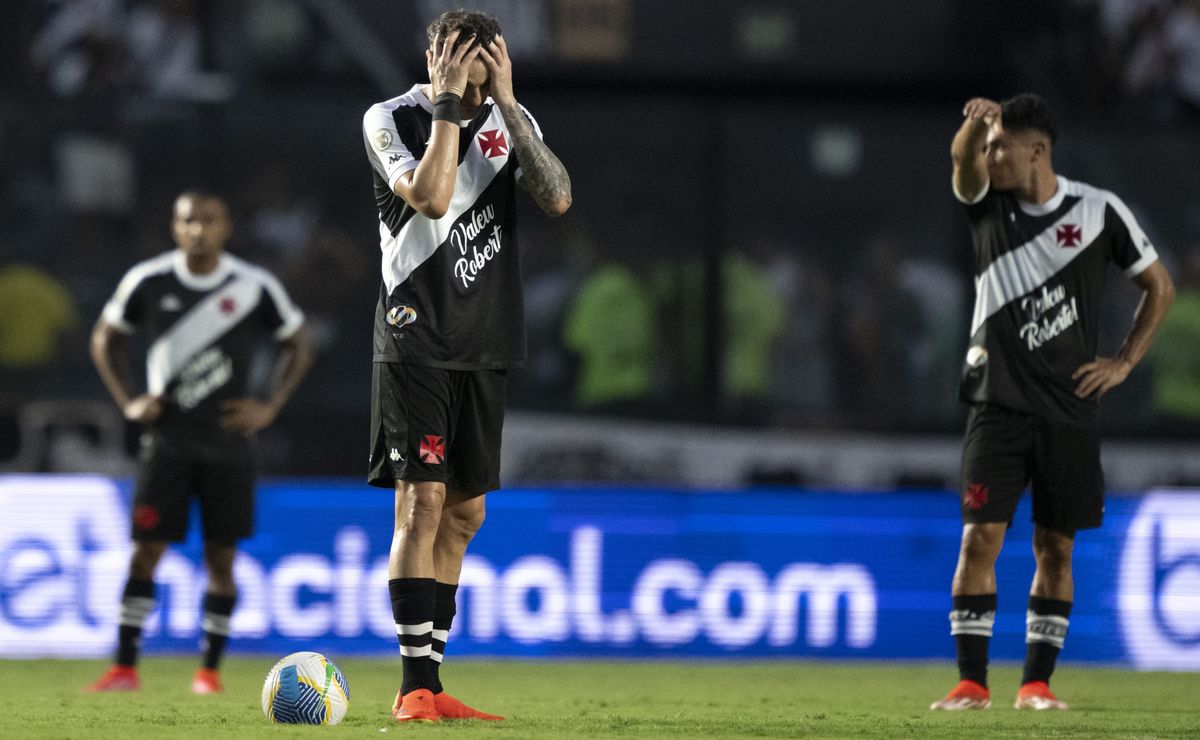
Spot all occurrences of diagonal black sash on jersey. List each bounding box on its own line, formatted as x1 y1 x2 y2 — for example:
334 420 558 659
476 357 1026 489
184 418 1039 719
146 277 262 396
970 198 1106 336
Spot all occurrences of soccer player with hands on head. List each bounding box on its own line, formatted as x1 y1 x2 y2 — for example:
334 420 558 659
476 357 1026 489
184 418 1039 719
931 93 1174 711
361 8 570 723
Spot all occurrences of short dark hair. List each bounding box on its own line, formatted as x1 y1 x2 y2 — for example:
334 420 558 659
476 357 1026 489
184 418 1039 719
1000 93 1057 144
426 9 502 52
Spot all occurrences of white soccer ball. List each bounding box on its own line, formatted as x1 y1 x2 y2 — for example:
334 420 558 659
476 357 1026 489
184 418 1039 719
261 651 350 725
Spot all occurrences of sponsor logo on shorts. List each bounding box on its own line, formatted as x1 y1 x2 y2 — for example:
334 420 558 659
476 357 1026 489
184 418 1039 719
390 448 404 463
963 483 989 510
420 435 445 465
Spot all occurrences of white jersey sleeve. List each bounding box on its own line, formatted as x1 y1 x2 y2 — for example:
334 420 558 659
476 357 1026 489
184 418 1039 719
101 253 173 333
363 102 419 191
1103 191 1159 278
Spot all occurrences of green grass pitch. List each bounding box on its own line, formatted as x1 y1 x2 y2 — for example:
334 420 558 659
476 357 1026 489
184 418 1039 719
2 658 1199 738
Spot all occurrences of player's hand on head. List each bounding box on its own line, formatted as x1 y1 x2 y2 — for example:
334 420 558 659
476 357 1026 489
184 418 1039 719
478 34 516 106
219 398 278 436
427 30 482 98
963 98 1001 125
123 394 163 423
1071 356 1133 399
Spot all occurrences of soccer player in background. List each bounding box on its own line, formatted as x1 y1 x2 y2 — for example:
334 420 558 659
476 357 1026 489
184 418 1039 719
360 9 571 723
87 191 314 693
930 94 1174 710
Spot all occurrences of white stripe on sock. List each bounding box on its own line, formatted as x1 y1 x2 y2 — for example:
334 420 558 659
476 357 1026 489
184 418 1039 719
400 644 432 658
396 621 433 636
202 613 232 636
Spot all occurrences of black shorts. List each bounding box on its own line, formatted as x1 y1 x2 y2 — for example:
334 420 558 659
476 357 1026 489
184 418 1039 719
131 440 256 544
368 362 506 494
959 402 1104 534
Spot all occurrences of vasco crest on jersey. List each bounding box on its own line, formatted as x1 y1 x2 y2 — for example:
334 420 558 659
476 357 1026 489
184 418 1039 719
477 129 508 159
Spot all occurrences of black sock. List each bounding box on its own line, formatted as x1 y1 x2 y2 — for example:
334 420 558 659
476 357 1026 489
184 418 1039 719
116 578 155 667
390 577 437 695
431 582 458 694
200 592 237 670
1023 596 1071 685
950 593 996 688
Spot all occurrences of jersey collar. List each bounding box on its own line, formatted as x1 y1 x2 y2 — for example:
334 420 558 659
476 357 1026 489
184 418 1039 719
1017 175 1068 216
172 251 232 290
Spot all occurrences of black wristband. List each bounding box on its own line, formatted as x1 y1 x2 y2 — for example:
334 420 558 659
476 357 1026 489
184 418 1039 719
432 92 462 124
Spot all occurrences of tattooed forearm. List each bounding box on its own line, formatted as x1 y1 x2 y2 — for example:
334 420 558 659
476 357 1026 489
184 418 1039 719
500 104 572 216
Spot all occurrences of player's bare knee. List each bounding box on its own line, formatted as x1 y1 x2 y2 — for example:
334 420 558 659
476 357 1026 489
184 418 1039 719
129 541 167 577
960 524 1005 564
203 542 237 586
440 501 485 545
394 482 445 535
1032 527 1074 571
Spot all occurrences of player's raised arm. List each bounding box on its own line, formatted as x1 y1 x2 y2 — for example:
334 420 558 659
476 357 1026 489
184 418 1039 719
479 35 572 217
394 30 483 219
951 97 999 205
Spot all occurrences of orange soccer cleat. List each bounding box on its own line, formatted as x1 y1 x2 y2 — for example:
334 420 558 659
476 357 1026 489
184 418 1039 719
434 692 505 721
86 665 141 692
191 667 224 694
929 679 991 710
1014 681 1068 710
392 688 439 723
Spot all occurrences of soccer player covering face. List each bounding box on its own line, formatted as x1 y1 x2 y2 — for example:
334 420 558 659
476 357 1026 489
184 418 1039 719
87 192 314 693
930 95 1174 711
360 10 571 722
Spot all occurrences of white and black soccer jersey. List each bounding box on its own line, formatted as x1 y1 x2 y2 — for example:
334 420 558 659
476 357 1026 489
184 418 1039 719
958 175 1159 427
363 84 543 369
103 251 305 454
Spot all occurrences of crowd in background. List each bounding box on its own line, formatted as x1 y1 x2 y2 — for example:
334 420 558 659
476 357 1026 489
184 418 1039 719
3 0 1200 475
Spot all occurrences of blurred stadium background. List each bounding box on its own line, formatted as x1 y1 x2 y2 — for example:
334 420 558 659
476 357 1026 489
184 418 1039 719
2 0 1200 674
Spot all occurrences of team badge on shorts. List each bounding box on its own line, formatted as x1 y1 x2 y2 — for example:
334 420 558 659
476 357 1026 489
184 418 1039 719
420 435 445 464
386 305 417 326
963 483 989 510
134 505 160 530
